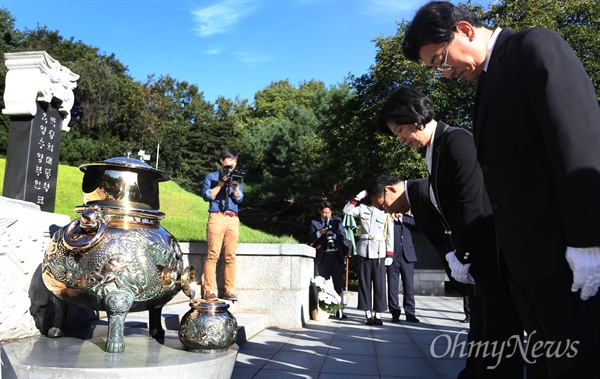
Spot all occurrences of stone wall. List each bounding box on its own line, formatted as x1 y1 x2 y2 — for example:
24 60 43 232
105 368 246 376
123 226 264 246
176 242 447 326
177 243 316 329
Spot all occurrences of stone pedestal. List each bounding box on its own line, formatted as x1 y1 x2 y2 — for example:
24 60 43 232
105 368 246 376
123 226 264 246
1 309 238 379
0 197 73 341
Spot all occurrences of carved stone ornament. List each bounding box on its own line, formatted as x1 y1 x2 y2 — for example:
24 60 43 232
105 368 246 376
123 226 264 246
2 51 79 131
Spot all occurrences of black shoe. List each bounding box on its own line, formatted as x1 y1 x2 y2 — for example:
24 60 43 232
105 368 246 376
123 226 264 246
223 291 238 301
373 317 383 326
338 311 348 319
391 316 400 323
204 291 217 300
460 317 470 323
365 317 374 325
406 314 420 323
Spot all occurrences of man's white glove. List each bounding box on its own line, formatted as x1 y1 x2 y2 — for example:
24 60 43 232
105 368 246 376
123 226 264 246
355 190 367 200
445 251 475 285
385 257 393 266
566 246 600 301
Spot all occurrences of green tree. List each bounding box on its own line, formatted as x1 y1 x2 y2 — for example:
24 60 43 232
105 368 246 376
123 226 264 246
15 26 149 164
141 75 243 193
0 7 22 156
485 0 600 96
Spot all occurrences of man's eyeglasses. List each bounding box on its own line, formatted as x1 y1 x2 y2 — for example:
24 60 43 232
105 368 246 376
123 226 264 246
436 47 452 72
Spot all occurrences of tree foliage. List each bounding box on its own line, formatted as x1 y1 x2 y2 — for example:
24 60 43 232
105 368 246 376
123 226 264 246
485 0 600 96
0 9 21 154
0 0 598 243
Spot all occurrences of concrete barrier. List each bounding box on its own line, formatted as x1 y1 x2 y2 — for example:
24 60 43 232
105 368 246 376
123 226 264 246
178 242 315 329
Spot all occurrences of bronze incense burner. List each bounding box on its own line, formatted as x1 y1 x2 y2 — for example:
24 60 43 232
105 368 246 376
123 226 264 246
42 152 185 353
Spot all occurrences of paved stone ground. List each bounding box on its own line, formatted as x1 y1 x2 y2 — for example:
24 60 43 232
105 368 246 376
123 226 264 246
233 292 472 379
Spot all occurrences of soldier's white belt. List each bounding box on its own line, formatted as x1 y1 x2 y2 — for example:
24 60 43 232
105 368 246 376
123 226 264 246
360 234 384 242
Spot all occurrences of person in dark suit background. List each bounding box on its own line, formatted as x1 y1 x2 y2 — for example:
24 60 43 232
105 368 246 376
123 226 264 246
402 2 600 377
388 212 419 323
370 84 523 378
309 200 348 318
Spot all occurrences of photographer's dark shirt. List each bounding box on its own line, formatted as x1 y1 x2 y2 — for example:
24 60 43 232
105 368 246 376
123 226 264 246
201 171 244 213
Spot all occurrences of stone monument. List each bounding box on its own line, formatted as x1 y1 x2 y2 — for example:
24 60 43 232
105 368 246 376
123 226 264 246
0 51 79 342
2 51 79 212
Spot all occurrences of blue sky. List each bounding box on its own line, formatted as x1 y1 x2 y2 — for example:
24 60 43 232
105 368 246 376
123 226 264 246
2 0 459 104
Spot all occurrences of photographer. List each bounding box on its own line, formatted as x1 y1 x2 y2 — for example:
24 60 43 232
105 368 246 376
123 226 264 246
309 200 347 318
201 147 244 301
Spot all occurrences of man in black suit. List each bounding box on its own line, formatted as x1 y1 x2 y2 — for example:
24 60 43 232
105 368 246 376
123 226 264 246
371 84 523 378
388 212 419 323
309 200 348 318
402 2 600 377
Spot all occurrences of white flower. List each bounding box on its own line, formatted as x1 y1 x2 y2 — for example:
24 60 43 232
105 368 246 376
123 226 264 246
310 276 343 314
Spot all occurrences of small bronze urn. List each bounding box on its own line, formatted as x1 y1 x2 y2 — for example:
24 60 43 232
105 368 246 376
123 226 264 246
178 300 238 353
42 152 185 353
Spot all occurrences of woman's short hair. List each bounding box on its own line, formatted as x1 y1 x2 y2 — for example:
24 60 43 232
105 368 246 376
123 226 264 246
376 85 435 135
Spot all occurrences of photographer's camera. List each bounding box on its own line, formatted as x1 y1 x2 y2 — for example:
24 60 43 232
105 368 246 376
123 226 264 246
220 165 245 185
325 226 337 251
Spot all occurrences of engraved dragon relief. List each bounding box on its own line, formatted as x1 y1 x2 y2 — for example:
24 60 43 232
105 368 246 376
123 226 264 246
178 310 238 352
42 221 183 353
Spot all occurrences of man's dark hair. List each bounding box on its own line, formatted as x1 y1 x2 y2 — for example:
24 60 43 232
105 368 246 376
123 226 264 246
366 174 402 199
319 200 333 211
402 1 483 62
220 147 238 160
376 85 436 135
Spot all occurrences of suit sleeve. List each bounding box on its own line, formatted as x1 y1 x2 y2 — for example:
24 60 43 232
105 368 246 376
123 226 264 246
407 179 453 278
444 129 489 259
407 178 449 255
400 215 418 263
402 213 417 228
520 29 600 247
308 220 320 243
385 214 394 257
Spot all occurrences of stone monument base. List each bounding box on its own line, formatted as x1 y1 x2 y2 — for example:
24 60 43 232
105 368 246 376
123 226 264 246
1 316 238 379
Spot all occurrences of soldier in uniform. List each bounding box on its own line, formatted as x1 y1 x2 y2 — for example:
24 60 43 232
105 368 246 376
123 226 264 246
343 190 394 325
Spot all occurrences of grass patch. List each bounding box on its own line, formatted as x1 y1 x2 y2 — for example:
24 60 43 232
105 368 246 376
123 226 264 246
0 157 297 244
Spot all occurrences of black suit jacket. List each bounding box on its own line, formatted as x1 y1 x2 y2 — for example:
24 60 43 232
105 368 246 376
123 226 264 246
407 123 500 294
394 214 417 263
407 178 454 280
309 216 347 263
474 27 600 285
